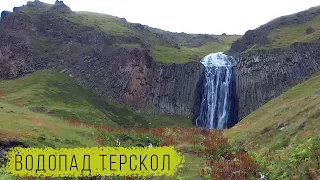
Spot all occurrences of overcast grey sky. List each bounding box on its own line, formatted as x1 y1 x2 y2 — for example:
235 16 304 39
1 0 319 35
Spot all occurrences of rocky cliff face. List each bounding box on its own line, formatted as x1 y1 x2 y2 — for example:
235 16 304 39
230 5 320 120
236 43 320 119
0 1 204 118
69 48 204 117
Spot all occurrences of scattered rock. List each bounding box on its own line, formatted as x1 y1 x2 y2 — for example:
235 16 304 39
174 43 180 49
120 18 127 23
132 23 144 31
277 122 289 131
305 27 314 34
260 127 271 134
298 121 306 130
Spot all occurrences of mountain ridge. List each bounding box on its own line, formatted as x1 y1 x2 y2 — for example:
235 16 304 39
229 5 320 55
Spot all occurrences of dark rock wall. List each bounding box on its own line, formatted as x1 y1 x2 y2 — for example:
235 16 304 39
236 43 320 119
70 48 204 117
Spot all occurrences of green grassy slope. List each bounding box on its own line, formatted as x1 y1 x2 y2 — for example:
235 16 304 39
69 12 241 63
150 42 231 64
261 15 320 49
230 6 320 53
0 70 194 129
0 100 193 179
150 35 241 63
0 101 98 148
225 73 320 179
18 2 241 64
0 70 197 178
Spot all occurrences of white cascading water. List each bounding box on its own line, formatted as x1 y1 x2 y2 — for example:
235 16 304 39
195 52 236 129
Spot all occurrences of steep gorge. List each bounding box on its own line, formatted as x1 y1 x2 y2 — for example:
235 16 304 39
1 1 320 126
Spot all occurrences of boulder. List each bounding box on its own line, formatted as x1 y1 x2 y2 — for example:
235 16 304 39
305 27 314 34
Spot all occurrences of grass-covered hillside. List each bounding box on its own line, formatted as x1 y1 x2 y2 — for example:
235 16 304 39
0 70 260 180
225 72 320 179
230 5 320 53
0 70 193 129
16 1 241 64
264 15 320 49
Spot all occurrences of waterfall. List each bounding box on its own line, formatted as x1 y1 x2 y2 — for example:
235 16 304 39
195 52 237 129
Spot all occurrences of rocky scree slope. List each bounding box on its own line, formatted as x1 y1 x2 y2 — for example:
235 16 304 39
0 1 240 118
229 5 320 119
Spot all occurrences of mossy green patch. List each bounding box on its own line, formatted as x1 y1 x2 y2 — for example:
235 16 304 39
253 15 320 50
151 42 231 64
66 12 131 35
0 101 98 148
0 70 144 128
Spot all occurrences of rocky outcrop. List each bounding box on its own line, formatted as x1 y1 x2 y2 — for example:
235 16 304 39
52 1 73 14
236 43 320 119
0 11 11 19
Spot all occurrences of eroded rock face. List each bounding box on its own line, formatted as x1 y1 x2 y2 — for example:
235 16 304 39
236 43 320 119
69 48 204 117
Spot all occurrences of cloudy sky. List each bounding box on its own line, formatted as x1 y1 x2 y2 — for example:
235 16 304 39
1 0 319 35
